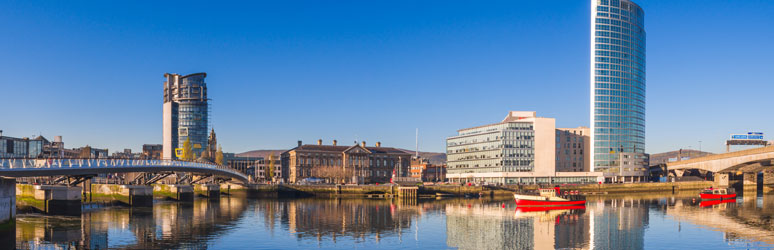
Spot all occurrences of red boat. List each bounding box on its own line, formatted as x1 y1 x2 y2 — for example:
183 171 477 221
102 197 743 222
514 187 586 207
515 205 586 212
699 187 736 200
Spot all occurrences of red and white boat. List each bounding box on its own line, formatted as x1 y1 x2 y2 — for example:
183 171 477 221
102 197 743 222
514 187 586 207
699 187 736 200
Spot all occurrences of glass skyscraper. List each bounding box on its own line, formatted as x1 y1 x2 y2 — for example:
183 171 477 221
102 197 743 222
163 72 209 159
590 0 647 182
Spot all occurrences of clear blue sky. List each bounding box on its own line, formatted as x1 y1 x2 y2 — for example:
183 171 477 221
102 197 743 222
1 0 772 154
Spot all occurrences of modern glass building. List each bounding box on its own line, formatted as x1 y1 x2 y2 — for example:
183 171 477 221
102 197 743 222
163 73 209 159
590 0 647 182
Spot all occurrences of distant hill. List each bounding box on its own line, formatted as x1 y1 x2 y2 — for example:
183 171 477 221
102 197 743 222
649 149 713 165
237 148 447 165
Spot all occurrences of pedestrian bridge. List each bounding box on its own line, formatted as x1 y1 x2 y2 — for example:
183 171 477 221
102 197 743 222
667 146 774 174
0 158 248 183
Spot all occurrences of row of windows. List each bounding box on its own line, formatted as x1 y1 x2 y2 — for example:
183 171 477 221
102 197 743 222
595 31 645 52
595 25 645 46
595 82 645 95
595 114 645 124
595 95 645 107
596 17 644 34
595 128 645 138
595 107 644 118
595 37 644 56
596 89 645 101
595 121 644 130
594 135 645 144
596 8 644 27
595 63 644 77
595 49 645 65
596 56 644 72
594 142 644 151
595 69 644 83
595 101 645 113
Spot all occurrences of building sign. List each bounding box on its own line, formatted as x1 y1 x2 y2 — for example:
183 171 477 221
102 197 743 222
730 132 764 140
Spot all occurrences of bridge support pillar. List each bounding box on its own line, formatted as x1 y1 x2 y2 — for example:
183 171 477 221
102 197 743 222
743 173 759 192
197 184 220 199
714 173 729 187
763 170 774 193
170 185 194 202
120 185 153 207
34 185 81 216
0 177 15 248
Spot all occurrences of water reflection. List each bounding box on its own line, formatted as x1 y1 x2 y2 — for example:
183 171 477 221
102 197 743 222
13 193 774 249
16 198 247 249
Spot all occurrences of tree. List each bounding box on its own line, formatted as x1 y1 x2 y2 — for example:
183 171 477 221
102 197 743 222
215 145 224 165
267 152 275 181
181 138 193 161
201 149 210 161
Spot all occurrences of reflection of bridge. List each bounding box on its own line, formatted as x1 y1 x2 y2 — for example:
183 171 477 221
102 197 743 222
665 198 774 245
0 158 248 183
668 146 774 187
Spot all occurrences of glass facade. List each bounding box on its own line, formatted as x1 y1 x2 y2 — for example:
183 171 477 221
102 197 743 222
591 0 646 172
176 74 209 157
447 122 536 174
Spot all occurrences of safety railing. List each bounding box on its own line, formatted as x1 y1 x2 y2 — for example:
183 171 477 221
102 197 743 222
0 158 247 181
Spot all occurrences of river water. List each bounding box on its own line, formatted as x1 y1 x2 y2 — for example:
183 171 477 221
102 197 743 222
12 192 774 249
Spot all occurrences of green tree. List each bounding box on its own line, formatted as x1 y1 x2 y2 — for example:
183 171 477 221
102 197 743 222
182 138 193 161
267 152 275 181
215 145 224 165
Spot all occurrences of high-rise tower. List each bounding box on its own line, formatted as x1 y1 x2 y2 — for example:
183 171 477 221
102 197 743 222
163 73 209 159
590 0 647 182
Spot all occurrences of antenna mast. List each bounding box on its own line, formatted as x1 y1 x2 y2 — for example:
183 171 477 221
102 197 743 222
415 128 419 158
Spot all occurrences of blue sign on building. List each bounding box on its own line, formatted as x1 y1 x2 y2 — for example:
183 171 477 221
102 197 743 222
731 132 765 140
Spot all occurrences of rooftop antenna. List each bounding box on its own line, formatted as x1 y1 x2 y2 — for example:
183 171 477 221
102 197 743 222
415 128 419 158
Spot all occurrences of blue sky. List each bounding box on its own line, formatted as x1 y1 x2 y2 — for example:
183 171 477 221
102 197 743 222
1 0 772 154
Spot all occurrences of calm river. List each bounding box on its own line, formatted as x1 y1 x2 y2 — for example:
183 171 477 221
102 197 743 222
11 192 774 249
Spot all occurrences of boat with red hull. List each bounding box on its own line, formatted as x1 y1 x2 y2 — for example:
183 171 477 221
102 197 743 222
699 187 736 200
514 187 586 207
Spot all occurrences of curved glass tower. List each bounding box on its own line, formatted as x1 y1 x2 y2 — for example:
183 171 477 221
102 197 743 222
591 0 646 182
163 73 209 159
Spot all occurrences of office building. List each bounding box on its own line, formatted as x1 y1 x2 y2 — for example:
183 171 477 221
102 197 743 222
163 72 209 159
556 127 590 172
0 131 44 158
591 0 647 182
142 144 163 159
281 140 411 184
446 111 601 184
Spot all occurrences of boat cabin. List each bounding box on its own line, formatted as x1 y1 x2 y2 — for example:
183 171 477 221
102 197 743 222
701 188 735 195
538 188 557 198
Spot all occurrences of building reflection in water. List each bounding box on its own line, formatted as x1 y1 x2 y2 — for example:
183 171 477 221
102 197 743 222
15 197 247 249
665 193 774 246
444 198 649 250
251 198 422 243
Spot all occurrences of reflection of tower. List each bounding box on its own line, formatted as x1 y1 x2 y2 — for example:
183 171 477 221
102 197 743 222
163 72 209 159
592 199 648 250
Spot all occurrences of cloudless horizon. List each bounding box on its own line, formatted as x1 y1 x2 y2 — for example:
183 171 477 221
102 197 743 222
1 0 772 155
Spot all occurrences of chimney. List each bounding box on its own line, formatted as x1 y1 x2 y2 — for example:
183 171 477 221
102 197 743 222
361 141 366 148
376 142 381 147
297 140 302 147
333 140 337 146
317 139 322 145
0 130 3 137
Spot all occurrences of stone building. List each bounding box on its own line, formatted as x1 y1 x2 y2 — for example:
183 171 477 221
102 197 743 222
556 127 590 172
281 140 411 184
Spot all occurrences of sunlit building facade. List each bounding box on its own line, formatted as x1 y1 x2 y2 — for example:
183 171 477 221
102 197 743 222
163 73 209 159
591 0 647 182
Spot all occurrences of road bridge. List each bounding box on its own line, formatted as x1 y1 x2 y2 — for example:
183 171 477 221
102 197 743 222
667 146 774 188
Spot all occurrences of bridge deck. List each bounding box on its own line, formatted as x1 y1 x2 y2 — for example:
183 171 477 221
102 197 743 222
0 159 248 183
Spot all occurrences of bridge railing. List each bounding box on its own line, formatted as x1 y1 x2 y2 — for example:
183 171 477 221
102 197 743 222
0 158 247 181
